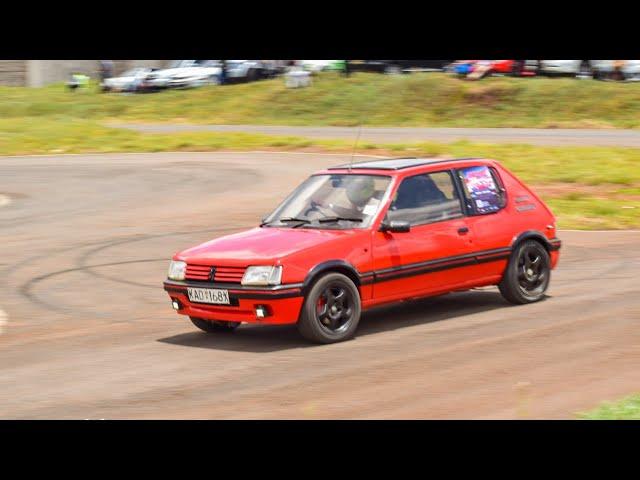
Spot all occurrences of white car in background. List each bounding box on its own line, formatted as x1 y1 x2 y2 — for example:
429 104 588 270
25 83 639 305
539 60 594 77
168 60 222 89
539 60 640 80
145 60 222 90
101 67 157 92
591 60 640 80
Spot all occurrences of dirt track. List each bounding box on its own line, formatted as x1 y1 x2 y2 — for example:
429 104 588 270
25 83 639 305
1 151 639 419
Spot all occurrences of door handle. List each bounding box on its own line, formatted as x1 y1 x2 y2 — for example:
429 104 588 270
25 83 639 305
458 227 469 235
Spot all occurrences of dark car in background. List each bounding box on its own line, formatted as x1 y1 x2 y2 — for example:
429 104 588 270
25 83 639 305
224 60 284 83
349 60 454 74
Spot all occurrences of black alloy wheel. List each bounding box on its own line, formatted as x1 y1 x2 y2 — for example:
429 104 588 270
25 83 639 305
298 272 361 344
499 240 551 304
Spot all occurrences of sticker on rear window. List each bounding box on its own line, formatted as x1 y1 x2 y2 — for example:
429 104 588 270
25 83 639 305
461 166 502 214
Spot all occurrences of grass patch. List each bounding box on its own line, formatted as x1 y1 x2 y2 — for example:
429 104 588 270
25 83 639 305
2 72 640 128
0 117 320 155
579 394 640 419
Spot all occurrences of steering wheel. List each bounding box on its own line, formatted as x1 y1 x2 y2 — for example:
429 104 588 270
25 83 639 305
303 200 333 219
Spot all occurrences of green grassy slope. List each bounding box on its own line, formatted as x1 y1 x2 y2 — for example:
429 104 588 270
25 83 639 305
2 72 640 128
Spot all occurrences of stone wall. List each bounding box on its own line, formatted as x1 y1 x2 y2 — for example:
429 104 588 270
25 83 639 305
0 60 27 86
26 60 99 87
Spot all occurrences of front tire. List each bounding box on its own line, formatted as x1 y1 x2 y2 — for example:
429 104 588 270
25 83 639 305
190 317 240 333
499 240 551 304
297 273 361 344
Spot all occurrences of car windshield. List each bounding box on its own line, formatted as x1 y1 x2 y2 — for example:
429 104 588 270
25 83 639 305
262 174 392 229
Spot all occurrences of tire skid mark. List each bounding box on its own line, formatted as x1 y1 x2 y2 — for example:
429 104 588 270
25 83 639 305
19 259 166 313
0 308 7 335
18 226 246 315
10 226 238 279
79 225 245 290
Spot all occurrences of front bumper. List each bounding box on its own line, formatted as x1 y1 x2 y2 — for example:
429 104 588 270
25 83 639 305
163 279 304 325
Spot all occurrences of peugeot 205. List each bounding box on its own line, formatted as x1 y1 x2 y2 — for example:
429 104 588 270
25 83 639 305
164 157 561 344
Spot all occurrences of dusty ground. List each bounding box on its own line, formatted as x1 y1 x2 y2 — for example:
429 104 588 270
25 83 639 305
0 151 638 419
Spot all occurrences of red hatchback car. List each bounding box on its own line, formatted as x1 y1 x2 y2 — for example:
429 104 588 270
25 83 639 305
164 157 561 343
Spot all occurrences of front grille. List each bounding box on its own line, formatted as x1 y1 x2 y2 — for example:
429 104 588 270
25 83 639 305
212 266 246 283
185 264 246 283
185 264 212 281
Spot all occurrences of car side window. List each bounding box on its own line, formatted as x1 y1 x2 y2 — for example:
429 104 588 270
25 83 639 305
457 166 506 215
386 171 463 226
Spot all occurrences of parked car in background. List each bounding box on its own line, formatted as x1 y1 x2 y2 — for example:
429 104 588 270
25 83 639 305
166 61 222 89
538 60 597 78
591 60 640 80
224 60 279 83
449 60 538 79
144 60 221 90
349 60 454 74
100 67 157 92
487 60 538 76
537 60 640 80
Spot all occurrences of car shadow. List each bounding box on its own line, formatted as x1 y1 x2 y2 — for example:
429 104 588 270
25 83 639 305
157 289 513 353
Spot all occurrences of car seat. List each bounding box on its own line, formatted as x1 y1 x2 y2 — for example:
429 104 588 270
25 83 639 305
393 176 425 209
419 176 447 204
393 175 448 209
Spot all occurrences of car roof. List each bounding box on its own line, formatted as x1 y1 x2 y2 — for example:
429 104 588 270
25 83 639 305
326 157 485 172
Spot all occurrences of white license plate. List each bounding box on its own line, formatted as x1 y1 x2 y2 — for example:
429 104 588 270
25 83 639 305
187 287 230 305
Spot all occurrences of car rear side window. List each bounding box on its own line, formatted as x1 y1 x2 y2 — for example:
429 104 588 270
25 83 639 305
386 171 464 226
457 166 506 215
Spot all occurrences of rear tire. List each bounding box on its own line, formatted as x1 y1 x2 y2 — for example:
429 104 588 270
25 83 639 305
577 60 593 79
297 273 361 344
247 68 259 82
190 317 240 333
384 64 402 75
510 60 525 77
499 240 551 304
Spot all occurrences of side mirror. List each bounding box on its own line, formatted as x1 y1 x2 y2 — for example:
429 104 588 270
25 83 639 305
380 220 411 233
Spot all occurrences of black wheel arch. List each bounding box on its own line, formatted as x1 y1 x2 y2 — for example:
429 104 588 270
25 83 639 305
302 260 362 296
510 230 554 252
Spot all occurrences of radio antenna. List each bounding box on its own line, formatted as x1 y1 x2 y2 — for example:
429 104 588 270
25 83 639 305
348 124 363 173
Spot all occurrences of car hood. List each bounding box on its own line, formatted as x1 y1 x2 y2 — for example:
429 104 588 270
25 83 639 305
176 226 358 266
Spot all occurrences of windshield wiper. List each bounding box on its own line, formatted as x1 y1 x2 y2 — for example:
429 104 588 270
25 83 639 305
317 216 363 224
277 217 311 228
261 217 309 227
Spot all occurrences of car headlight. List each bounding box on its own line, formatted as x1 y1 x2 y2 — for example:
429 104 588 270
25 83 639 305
168 260 187 281
241 266 282 286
